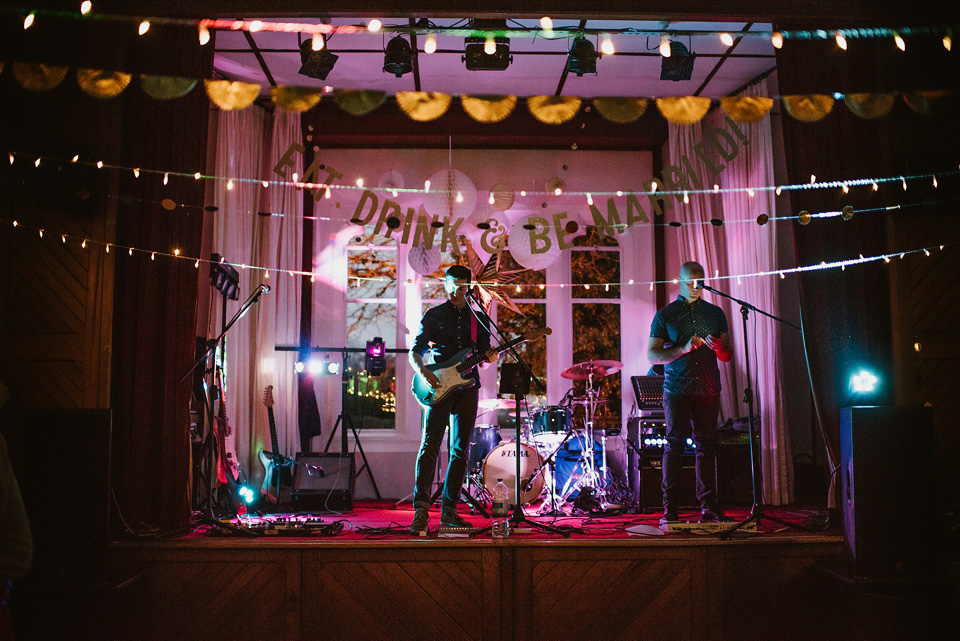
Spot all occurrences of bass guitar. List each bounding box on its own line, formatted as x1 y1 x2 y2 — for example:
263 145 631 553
258 385 293 503
412 328 551 407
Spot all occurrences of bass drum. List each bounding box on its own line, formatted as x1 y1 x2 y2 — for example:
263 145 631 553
482 441 545 506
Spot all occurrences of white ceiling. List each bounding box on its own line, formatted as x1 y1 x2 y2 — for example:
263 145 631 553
214 18 776 98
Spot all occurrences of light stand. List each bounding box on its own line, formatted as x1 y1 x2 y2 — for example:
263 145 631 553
693 282 812 538
465 294 567 538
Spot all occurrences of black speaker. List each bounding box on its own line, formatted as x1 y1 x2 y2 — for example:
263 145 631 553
291 452 355 511
840 406 935 578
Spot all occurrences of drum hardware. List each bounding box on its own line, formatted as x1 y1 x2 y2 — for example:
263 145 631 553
520 425 582 515
481 441 545 506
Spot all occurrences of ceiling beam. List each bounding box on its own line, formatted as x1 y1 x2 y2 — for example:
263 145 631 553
216 48 775 59
408 17 422 91
694 22 752 96
242 30 277 86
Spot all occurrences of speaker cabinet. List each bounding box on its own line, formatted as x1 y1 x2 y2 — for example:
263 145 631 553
840 406 935 578
291 452 355 511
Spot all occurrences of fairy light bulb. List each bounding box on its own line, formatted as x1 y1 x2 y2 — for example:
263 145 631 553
8 154 13 165
872 181 878 191
24 13 35 29
554 187 562 196
81 239 87 248
151 252 155 260
600 34 615 55
776 186 782 195
660 35 671 57
174 248 181 256
520 190 526 196
138 20 150 36
312 33 324 51
195 259 200 268
367 19 382 33
810 174 816 184
391 189 398 197
714 184 720 193
38 229 43 238
771 32 783 49
129 247 133 255
515 285 521 293
34 158 41 168
747 188 755 197
484 36 496 55
81 2 92 15
248 20 263 33
683 192 689 204
326 187 332 199
194 172 201 180
779 272 785 279
292 172 299 182
488 192 495 204
836 32 847 50
356 177 364 188
227 179 234 190
96 160 103 169
586 193 593 205
540 16 553 34
650 181 658 192
944 34 952 51
902 178 907 190
163 172 169 185
133 168 140 178
71 154 79 162
424 33 437 54
842 183 849 193
720 32 734 47
11 221 17 228
933 177 938 188
61 234 66 243
262 180 269 188
456 191 463 203
616 190 623 197
423 179 430 192
105 244 110 253
649 282 654 292
199 25 211 46
894 33 905 51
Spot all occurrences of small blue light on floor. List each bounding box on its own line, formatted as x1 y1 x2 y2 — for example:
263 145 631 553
850 369 879 393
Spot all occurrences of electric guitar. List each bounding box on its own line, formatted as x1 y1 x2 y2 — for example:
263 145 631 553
412 328 551 407
258 386 293 503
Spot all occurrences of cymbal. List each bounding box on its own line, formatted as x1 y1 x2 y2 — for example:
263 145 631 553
560 359 623 380
478 397 517 411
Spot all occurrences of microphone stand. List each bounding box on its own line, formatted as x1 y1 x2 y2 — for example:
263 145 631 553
694 282 811 538
464 292 567 537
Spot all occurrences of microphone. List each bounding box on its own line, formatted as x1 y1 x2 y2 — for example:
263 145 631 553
260 284 271 294
695 279 705 290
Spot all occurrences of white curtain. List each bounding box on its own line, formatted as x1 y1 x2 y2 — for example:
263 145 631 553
210 108 303 484
715 84 793 504
669 89 793 504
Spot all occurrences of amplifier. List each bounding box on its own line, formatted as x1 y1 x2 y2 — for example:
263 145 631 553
291 452 355 511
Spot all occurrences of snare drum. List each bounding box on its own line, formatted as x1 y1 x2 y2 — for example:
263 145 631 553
468 424 501 471
482 441 545 506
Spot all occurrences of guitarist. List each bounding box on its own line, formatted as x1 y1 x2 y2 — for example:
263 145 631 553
409 265 497 534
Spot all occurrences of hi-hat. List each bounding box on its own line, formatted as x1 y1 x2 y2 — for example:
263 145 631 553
478 397 517 411
561 359 623 380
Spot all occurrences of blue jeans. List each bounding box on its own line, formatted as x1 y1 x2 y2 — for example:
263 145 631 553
413 388 479 510
661 394 720 511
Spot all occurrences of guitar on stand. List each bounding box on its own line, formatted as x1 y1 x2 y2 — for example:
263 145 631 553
259 385 294 504
212 359 247 509
412 329 551 407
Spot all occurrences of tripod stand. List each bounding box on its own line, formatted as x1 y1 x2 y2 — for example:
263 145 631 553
694 283 812 538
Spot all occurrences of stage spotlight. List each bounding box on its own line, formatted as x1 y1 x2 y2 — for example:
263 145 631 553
294 360 305 374
307 358 324 375
365 336 387 375
850 369 879 394
237 484 255 504
209 254 240 300
660 40 696 81
463 19 511 70
566 36 598 76
299 38 339 80
324 360 341 375
383 35 413 77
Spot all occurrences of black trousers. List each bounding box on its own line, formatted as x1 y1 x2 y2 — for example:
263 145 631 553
413 388 479 510
661 393 720 511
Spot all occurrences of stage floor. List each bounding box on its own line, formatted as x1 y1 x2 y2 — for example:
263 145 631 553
194 500 836 544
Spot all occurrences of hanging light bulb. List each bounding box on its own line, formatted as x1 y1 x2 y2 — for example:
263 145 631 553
194 172 201 180
80 2 92 15
540 16 553 34
771 32 783 49
227 179 234 190
133 167 140 178
719 32 734 47
105 244 110 253
356 177 364 188
367 19 382 33
129 247 133 255
424 179 431 191
248 20 263 33
262 180 269 188
34 158 40 168
325 187 332 199
933 177 938 188
871 181 878 191
586 193 593 205
151 252 155 260
488 192 495 204
163 172 169 185
71 154 79 162
38 229 43 238
424 33 437 54
650 181 658 192
835 32 847 50
23 13 35 29
600 34 615 55
138 20 151 36
456 191 463 203
484 36 496 55
747 188 755 197
842 183 849 193
554 187 562 196
894 32 905 51
199 24 211 46
776 186 782 195
174 248 181 256
659 35 671 58
95 160 103 169
944 34 953 51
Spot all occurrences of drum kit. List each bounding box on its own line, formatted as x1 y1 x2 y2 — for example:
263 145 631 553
466 359 623 513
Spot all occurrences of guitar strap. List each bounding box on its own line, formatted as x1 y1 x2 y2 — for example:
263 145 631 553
470 307 478 345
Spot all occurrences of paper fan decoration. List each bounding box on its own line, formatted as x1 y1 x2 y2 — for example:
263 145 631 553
903 91 954 117
140 75 197 100
843 93 895 120
461 95 517 123
720 96 774 123
204 79 260 110
396 91 452 122
271 86 322 112
527 95 582 125
12 63 68 91
334 89 387 116
782 95 835 122
77 69 132 99
592 97 649 124
656 97 711 124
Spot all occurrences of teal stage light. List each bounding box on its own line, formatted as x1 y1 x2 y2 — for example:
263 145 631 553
237 485 255 504
850 369 879 393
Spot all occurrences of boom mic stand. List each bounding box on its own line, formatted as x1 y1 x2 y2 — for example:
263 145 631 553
464 293 567 537
693 282 812 538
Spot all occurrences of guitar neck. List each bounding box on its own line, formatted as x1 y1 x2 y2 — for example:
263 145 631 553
457 335 525 373
266 408 280 455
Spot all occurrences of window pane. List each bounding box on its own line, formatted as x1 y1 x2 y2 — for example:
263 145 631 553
496 303 547 407
346 302 397 429
571 303 621 434
496 250 545 299
571 249 620 299
348 248 397 299
573 226 620 247
421 249 459 300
